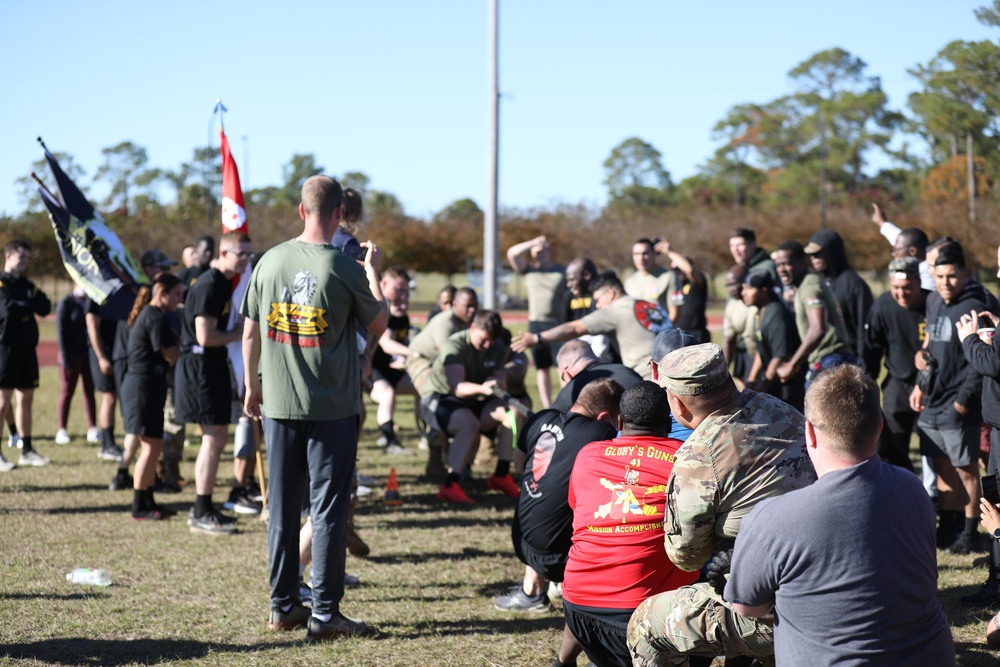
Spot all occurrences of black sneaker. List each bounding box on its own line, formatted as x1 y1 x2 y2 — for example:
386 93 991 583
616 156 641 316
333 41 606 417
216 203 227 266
223 487 263 515
305 614 368 641
245 478 263 502
153 477 182 494
948 531 984 555
189 507 238 535
268 603 311 631
132 508 170 521
109 470 133 491
98 442 124 462
493 585 552 613
961 580 1000 608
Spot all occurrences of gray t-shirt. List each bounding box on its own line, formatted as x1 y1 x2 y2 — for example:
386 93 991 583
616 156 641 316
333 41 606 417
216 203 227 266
726 456 954 666
578 296 670 380
624 267 680 311
241 240 382 421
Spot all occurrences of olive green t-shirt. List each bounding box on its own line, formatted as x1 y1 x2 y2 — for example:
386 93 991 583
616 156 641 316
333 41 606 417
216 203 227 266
406 310 470 393
524 265 565 323
241 239 382 420
794 273 851 365
426 329 507 405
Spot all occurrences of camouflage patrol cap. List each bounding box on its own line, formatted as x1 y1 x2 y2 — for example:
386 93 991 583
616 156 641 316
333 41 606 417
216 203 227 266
887 256 919 280
658 342 731 396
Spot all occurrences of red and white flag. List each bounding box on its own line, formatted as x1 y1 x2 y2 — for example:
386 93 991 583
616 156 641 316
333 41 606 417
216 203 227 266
220 127 251 389
220 128 248 234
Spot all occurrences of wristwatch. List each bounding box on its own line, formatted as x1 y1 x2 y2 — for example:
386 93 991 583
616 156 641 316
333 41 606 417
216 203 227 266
994 528 1000 542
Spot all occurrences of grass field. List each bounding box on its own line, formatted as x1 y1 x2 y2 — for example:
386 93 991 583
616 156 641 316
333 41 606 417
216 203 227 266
1 327 1000 665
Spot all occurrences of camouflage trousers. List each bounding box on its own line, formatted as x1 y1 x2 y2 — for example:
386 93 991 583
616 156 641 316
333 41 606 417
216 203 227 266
626 583 775 667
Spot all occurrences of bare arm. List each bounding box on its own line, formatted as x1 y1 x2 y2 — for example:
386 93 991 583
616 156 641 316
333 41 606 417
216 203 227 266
85 312 112 374
511 319 589 353
363 247 389 338
159 345 180 366
195 314 242 348
777 306 825 381
378 328 411 358
444 363 497 399
242 318 262 420
506 236 546 273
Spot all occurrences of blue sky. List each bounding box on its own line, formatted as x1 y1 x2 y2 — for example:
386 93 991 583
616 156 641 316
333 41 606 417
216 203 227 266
0 1 995 219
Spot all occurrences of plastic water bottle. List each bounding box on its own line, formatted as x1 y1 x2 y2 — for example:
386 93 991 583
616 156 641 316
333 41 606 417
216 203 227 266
66 568 112 586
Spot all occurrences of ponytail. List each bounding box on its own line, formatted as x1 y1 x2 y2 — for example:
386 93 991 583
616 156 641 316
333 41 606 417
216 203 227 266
127 272 182 327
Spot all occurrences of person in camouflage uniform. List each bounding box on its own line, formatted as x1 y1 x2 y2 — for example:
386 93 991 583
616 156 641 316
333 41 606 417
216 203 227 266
627 343 815 667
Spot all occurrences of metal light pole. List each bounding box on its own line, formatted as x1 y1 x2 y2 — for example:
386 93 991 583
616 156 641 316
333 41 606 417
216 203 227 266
483 0 500 309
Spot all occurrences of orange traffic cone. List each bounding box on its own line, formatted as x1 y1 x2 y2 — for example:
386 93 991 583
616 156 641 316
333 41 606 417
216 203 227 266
383 467 403 506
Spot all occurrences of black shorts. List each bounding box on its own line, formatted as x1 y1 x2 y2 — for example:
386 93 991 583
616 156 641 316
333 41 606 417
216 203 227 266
562 600 633 667
420 394 488 435
89 347 116 393
113 358 128 396
528 321 561 370
512 517 567 583
372 365 406 388
0 345 38 390
174 353 232 425
121 372 167 438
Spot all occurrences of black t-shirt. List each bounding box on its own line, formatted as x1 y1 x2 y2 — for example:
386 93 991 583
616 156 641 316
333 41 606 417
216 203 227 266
551 362 642 412
178 264 210 295
373 312 410 373
862 291 927 385
756 299 799 369
127 305 177 377
86 297 121 356
0 272 48 347
516 410 618 554
564 292 595 323
180 268 232 358
676 275 709 338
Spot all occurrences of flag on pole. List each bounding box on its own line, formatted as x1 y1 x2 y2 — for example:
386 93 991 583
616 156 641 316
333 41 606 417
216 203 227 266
220 128 248 234
36 145 148 306
220 126 251 388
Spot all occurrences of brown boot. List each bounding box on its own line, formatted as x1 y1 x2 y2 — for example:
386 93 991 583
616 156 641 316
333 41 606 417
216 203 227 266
346 507 369 557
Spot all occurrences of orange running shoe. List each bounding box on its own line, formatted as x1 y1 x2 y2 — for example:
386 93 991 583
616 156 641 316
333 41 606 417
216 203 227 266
487 474 521 498
436 482 475 504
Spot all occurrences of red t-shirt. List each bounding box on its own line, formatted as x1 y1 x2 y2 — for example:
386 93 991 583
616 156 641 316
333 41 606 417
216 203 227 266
562 434 698 609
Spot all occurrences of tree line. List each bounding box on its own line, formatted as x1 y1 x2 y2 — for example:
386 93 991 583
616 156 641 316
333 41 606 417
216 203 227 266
6 2 1000 281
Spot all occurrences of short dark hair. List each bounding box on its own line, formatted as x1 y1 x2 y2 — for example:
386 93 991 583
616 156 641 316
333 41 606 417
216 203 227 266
4 239 31 256
774 240 806 261
652 329 699 365
591 270 624 296
730 227 756 244
620 381 671 433
454 287 478 305
805 364 881 457
473 310 503 338
634 238 656 252
934 246 966 269
928 236 961 255
576 378 624 419
898 227 929 255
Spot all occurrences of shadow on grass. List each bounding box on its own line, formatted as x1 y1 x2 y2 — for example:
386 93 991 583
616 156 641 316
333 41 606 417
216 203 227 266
6 483 109 493
0 592 110 601
375 516 512 530
366 547 511 565
371 615 564 640
0 637 297 665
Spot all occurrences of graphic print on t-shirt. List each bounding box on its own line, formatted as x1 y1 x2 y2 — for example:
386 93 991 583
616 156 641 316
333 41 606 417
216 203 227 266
633 300 671 333
266 269 328 345
592 464 666 523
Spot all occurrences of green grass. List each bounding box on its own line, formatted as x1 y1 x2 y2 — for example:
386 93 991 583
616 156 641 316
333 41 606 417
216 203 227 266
0 336 999 665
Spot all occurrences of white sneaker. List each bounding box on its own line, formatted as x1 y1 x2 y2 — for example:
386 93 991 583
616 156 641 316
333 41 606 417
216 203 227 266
0 451 14 472
356 484 373 497
7 433 21 449
548 580 563 601
18 450 49 466
86 426 100 443
55 429 71 445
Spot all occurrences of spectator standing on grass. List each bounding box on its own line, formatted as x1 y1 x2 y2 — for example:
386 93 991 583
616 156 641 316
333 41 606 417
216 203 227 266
625 238 682 323
861 257 928 471
506 235 566 408
85 293 125 463
721 264 756 384
870 203 935 291
653 239 710 344
726 364 954 666
121 273 183 521
54 285 97 445
563 257 613 362
741 269 805 412
804 229 874 359
0 240 51 471
243 174 387 641
177 235 214 293
426 284 456 322
728 227 777 281
176 232 253 534
562 381 697 667
911 245 990 555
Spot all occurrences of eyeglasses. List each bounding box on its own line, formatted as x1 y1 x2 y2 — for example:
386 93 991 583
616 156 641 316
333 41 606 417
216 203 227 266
225 250 254 260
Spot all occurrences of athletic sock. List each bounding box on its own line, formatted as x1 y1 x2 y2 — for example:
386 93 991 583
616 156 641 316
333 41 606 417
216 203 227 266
494 460 510 478
20 436 32 454
312 612 332 623
195 494 213 517
100 427 114 449
444 472 460 488
132 489 146 514
7 423 18 437
966 517 980 536
379 420 395 440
